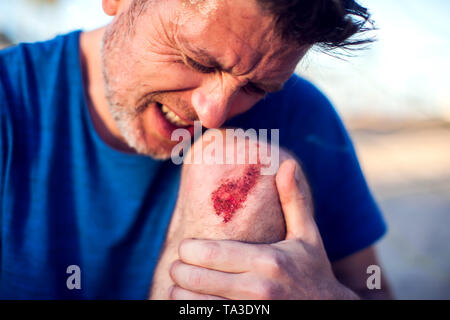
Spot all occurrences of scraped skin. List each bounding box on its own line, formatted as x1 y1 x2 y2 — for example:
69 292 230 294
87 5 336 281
211 163 261 223
149 129 307 299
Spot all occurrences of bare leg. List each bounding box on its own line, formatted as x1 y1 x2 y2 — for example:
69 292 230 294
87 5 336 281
149 129 299 299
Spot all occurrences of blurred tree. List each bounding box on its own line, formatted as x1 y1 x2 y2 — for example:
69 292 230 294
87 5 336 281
0 32 12 49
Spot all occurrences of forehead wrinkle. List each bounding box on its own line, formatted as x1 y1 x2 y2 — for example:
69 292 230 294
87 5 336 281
176 0 279 66
187 0 277 73
249 45 306 91
177 32 257 77
241 42 295 85
217 14 287 78
179 32 296 91
218 23 264 74
175 0 301 86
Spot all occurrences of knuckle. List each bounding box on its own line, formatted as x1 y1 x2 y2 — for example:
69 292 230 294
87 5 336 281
187 268 204 288
169 260 181 281
201 241 221 264
169 285 180 300
256 280 278 300
260 248 286 277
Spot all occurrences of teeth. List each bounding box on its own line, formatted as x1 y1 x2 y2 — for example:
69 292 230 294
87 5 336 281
160 105 190 127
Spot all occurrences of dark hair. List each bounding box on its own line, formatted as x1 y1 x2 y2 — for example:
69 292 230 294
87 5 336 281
131 0 374 51
256 0 375 51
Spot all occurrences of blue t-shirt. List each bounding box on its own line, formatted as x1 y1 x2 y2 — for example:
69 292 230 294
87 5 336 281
0 31 386 299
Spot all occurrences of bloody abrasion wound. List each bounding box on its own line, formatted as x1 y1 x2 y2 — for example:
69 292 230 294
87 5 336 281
211 164 261 223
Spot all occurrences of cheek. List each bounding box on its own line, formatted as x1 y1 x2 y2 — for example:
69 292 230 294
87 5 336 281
135 60 204 93
116 43 203 93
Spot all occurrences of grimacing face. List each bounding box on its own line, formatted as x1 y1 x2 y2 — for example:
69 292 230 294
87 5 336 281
101 0 307 159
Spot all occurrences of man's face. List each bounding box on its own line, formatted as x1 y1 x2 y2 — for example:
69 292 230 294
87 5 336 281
102 0 307 159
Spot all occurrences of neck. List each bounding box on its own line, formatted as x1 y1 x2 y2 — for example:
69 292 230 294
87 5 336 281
79 28 136 153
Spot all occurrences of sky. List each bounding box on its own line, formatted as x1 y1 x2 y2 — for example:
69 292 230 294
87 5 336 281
0 0 449 119
299 0 450 119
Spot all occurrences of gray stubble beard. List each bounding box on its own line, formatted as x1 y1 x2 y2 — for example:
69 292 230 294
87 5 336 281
100 22 169 159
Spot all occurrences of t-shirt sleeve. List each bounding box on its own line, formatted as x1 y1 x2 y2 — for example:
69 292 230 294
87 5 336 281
281 77 387 262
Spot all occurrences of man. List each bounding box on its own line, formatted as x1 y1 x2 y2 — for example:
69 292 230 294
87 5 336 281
0 0 391 299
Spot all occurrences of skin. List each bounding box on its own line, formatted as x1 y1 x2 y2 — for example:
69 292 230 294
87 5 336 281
86 0 305 158
150 130 390 299
80 0 393 299
150 130 290 299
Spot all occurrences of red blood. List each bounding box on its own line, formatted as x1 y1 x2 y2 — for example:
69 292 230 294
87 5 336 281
211 164 260 223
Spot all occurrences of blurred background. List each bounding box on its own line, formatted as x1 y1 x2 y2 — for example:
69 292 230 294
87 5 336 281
1 0 449 299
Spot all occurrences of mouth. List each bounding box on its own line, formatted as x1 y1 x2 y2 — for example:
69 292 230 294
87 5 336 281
145 102 195 141
157 103 192 127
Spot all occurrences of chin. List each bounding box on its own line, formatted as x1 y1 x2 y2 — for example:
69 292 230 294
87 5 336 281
128 135 175 160
129 131 178 160
110 112 169 160
129 141 174 160
144 147 174 160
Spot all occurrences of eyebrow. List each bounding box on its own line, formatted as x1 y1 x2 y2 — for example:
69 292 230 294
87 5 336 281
184 45 286 93
187 46 232 73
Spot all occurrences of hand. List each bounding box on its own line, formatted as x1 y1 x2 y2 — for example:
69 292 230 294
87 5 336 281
168 160 359 300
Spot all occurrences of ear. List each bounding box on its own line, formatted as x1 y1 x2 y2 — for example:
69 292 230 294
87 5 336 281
102 0 122 16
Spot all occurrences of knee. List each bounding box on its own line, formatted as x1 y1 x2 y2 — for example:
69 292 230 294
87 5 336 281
173 128 295 244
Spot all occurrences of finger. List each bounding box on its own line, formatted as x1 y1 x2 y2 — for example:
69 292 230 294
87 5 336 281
169 285 228 300
178 239 266 273
275 159 318 242
170 260 247 299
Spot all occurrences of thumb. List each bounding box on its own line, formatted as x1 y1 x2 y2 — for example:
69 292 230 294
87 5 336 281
275 159 318 243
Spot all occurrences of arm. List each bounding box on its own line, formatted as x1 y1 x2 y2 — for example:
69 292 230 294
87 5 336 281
150 128 390 300
150 130 289 299
162 158 361 300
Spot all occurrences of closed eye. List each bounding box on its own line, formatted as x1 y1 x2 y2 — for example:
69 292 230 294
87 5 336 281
243 82 267 96
183 55 268 96
185 55 216 74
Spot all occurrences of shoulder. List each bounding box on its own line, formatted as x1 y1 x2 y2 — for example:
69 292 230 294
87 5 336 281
266 74 345 135
0 31 83 166
232 74 341 127
0 31 79 62
0 31 81 106
0 31 81 127
271 74 332 108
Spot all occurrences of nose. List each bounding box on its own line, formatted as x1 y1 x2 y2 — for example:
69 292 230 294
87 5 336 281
191 74 243 128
